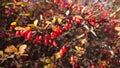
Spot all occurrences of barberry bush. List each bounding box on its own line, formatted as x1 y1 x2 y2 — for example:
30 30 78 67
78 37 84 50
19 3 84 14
0 0 120 68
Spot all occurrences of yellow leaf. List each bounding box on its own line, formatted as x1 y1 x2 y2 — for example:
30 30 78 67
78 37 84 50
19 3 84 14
52 17 56 24
115 26 120 31
19 44 27 54
17 2 23 5
34 19 38 27
11 22 16 26
23 2 30 5
24 13 30 16
15 26 26 30
27 24 35 27
55 52 61 60
44 65 51 68
46 21 51 24
40 15 43 20
45 58 51 63
0 50 3 56
57 18 62 24
5 45 18 53
78 53 82 56
75 46 79 51
52 25 57 32
81 39 87 45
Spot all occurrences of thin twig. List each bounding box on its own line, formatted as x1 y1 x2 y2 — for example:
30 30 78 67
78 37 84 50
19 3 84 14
110 7 120 17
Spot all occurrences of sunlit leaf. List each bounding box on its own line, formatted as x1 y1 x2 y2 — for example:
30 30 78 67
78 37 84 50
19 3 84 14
27 24 35 27
75 46 79 51
44 64 52 68
5 45 18 53
115 26 120 31
23 2 30 5
34 19 38 27
45 58 51 63
81 39 87 45
57 18 62 24
55 52 61 60
11 22 17 26
19 44 27 51
40 15 43 20
16 2 23 6
15 26 26 30
46 21 51 24
52 17 56 24
19 44 27 54
24 13 30 16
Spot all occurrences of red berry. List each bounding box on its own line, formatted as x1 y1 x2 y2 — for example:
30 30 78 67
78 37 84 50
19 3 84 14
62 46 68 53
51 32 57 39
52 41 57 47
45 33 50 40
111 22 118 26
49 39 53 44
54 0 59 4
103 11 108 17
77 6 82 12
10 25 14 30
39 35 42 41
91 64 95 68
33 39 38 45
22 30 30 36
75 18 82 24
64 3 71 8
44 39 49 46
85 9 92 15
63 23 69 31
72 5 77 9
59 49 65 57
57 26 62 35
26 31 32 41
35 35 39 40
99 63 103 68
26 0 30 2
89 21 96 26
99 18 106 22
70 55 75 64
15 31 20 37
74 63 79 68
1 33 7 38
